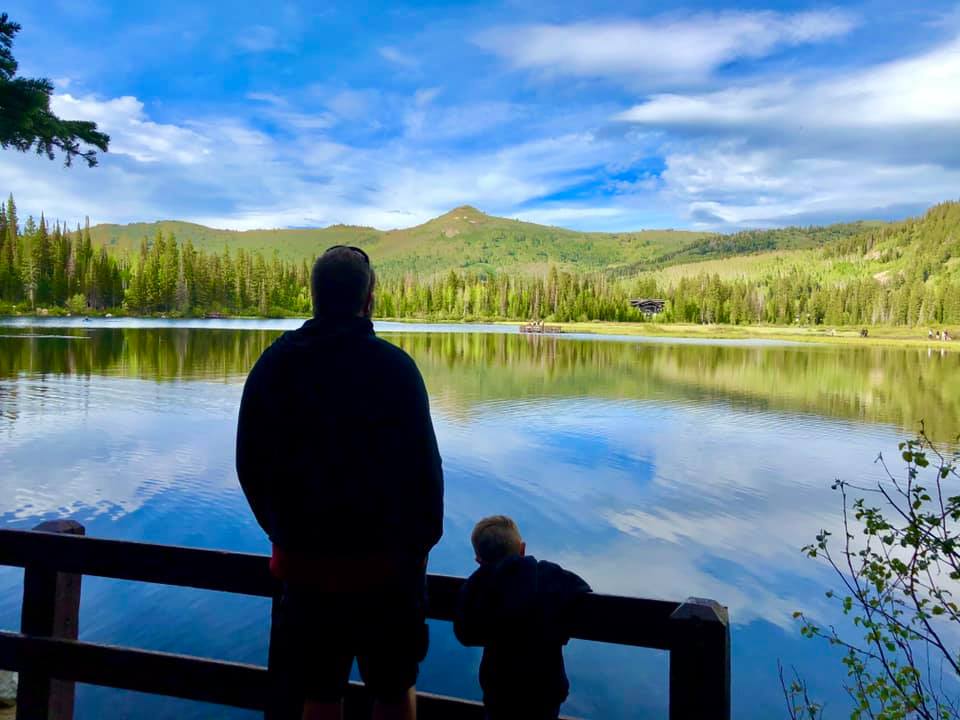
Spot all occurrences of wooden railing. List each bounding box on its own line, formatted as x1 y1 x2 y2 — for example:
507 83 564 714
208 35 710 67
0 520 730 719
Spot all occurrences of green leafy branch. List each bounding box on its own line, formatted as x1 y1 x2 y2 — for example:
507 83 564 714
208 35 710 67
796 425 960 719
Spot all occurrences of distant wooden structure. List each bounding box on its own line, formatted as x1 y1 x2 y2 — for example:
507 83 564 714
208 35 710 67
0 520 731 720
630 298 666 315
520 321 562 334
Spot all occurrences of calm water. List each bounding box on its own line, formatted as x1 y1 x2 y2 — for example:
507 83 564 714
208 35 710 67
2 318 959 719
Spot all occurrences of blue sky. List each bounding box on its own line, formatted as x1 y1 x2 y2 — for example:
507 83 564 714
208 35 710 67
2 0 959 231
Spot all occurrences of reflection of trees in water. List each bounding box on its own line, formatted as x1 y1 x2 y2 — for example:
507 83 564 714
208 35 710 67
0 328 281 382
1 328 957 441
392 334 960 441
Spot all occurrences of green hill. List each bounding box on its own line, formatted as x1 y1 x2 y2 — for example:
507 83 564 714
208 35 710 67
88 205 882 280
88 206 712 277
641 202 960 288
89 220 379 264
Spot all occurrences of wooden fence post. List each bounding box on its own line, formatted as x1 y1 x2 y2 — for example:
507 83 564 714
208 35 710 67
668 596 730 720
16 520 85 720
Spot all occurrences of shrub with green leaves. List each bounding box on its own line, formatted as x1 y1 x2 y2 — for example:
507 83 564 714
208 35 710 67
794 428 960 719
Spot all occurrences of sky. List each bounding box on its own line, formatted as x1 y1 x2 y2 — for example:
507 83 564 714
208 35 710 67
2 0 959 232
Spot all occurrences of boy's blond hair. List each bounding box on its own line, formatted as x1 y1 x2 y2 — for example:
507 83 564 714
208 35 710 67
471 515 523 564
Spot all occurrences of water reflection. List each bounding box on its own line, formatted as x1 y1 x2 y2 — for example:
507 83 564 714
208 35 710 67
1 323 959 719
2 326 958 440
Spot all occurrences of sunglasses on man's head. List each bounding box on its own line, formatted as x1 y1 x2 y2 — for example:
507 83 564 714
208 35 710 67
325 245 370 264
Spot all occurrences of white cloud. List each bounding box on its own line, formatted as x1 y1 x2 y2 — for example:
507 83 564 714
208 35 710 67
246 91 338 131
413 87 441 107
614 34 960 226
236 24 282 53
51 93 210 165
379 45 419 68
617 37 960 133
663 147 960 227
326 89 377 120
246 92 286 106
514 206 625 226
404 99 518 140
475 10 855 85
4 86 633 231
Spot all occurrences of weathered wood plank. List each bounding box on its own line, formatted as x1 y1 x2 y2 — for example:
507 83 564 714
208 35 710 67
16 520 84 720
0 632 489 718
0 528 277 598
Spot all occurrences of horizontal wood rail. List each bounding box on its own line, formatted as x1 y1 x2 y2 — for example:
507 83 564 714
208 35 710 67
0 521 730 719
0 632 483 719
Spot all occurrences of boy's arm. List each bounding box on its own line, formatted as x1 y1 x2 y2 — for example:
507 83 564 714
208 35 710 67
453 571 495 647
564 568 592 596
557 567 592 644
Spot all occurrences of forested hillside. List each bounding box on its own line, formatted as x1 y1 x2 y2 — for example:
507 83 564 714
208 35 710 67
2 195 959 327
88 205 710 276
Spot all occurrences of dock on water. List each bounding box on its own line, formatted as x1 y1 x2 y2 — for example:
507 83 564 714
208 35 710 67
520 321 563 334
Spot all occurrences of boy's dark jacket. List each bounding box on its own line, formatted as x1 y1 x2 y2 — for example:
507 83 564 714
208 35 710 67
453 554 591 709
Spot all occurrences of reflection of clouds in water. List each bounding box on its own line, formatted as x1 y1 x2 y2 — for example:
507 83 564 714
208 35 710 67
436 396 901 628
556 539 813 630
435 400 657 532
0 375 241 521
2 371 908 630
5 326 957 719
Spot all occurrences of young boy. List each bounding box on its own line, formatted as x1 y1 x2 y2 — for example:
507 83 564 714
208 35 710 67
454 515 592 720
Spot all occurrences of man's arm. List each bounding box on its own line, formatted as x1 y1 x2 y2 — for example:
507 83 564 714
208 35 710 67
397 356 444 554
236 349 276 538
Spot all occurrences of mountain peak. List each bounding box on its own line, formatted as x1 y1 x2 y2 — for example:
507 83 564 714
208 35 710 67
440 205 485 219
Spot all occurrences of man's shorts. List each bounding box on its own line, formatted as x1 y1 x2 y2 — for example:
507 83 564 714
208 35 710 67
270 581 429 705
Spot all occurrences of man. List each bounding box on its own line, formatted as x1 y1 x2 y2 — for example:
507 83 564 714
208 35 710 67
237 246 444 720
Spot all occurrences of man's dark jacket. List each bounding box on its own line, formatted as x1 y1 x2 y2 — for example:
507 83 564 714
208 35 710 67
454 555 591 712
236 316 444 565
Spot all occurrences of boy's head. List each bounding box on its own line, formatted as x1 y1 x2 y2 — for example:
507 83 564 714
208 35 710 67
471 515 526 565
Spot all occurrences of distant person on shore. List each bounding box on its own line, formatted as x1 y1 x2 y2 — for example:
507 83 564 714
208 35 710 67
454 516 591 720
237 245 444 720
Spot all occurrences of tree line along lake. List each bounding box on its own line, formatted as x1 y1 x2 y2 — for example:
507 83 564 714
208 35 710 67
1 317 958 718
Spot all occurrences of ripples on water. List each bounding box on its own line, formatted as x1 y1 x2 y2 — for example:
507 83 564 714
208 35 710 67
1 320 958 718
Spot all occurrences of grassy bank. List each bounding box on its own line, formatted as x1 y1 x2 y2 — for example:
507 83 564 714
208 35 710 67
509 321 960 350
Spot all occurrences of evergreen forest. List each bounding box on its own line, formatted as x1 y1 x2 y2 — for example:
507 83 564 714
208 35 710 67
2 195 959 327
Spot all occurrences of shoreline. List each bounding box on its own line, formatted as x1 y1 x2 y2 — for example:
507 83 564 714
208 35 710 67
508 321 960 351
3 313 959 351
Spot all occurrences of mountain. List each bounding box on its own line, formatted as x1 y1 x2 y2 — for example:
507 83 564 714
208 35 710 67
88 204 883 279
89 206 712 277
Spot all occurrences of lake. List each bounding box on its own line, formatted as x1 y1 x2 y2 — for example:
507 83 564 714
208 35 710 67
1 318 959 718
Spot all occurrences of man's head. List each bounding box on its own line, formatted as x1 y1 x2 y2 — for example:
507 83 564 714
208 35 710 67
311 245 376 319
471 515 526 565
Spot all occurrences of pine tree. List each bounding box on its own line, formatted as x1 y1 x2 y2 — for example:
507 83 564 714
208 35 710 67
175 257 189 314
32 212 51 304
